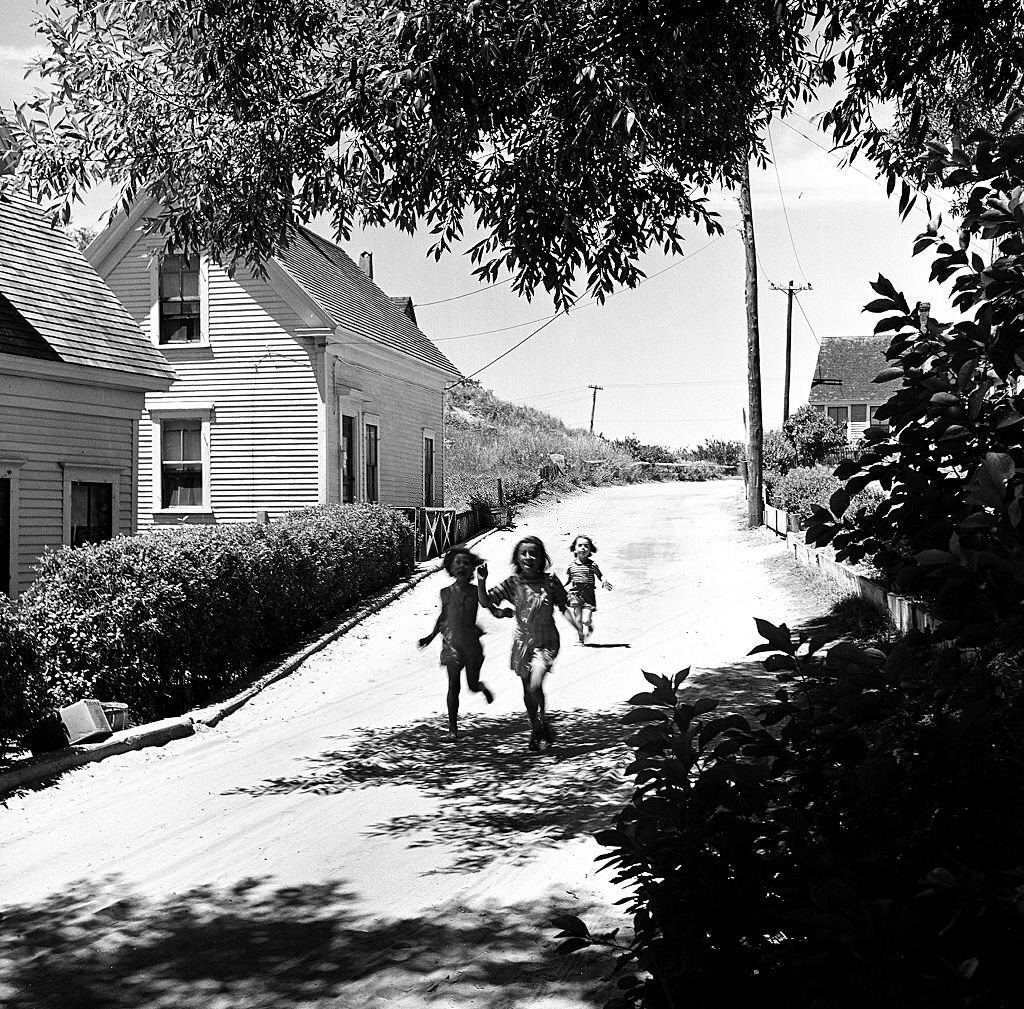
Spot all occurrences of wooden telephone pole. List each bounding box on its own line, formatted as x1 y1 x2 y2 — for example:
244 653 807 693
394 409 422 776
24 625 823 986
588 384 603 433
739 163 764 529
771 280 812 421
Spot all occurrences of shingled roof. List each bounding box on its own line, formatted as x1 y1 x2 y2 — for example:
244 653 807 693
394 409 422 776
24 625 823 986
808 336 901 404
0 194 175 385
274 227 460 377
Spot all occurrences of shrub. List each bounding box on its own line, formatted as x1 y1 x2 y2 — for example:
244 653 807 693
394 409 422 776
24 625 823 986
558 621 1024 1008
769 466 883 525
17 504 414 727
783 404 849 467
0 594 36 756
674 460 719 481
763 427 798 474
691 438 745 467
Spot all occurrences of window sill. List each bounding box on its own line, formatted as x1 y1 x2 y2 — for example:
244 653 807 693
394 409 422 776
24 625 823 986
158 343 214 361
151 509 216 525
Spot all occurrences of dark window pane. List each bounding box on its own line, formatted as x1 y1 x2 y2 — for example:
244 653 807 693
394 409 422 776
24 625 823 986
851 404 867 423
71 482 113 547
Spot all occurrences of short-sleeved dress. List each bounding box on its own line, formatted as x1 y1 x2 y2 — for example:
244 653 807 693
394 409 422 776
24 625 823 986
437 582 484 671
566 559 603 609
487 572 569 678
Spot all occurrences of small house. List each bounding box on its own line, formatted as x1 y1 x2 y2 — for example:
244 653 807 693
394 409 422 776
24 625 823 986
0 194 175 597
87 200 461 528
807 335 900 439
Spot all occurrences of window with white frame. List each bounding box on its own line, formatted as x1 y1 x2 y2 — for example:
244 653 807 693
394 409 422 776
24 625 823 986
158 253 202 344
423 429 435 507
827 405 849 427
364 416 380 503
150 407 213 512
61 464 121 547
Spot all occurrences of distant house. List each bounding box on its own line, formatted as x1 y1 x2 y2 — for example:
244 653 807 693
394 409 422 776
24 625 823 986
87 200 461 528
807 335 901 440
0 194 175 597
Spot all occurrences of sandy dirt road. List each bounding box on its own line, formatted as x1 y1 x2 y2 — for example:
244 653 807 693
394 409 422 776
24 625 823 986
0 480 839 1008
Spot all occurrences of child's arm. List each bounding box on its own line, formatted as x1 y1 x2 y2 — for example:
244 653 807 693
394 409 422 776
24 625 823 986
417 598 445 648
476 562 490 608
595 562 612 591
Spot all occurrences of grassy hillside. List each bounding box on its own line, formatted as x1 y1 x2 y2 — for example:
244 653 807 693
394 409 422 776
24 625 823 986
444 380 643 515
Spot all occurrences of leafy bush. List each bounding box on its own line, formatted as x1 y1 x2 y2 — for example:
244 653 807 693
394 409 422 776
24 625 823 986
0 595 35 757
690 438 745 467
16 504 413 731
768 466 883 526
783 404 849 467
763 427 798 474
806 115 1024 637
613 434 676 464
557 620 1024 1008
674 460 719 481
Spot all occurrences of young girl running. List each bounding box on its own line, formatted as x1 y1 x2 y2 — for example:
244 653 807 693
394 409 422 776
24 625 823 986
418 547 499 741
566 534 613 643
477 535 580 753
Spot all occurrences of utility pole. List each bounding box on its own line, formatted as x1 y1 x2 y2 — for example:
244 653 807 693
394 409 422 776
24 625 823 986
739 162 763 529
771 279 812 421
588 384 603 433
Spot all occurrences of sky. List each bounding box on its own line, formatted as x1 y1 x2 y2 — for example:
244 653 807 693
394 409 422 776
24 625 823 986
2 2 962 451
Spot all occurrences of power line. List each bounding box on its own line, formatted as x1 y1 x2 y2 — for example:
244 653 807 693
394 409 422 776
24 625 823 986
793 292 821 346
767 122 811 286
429 233 728 342
416 277 512 307
442 234 729 383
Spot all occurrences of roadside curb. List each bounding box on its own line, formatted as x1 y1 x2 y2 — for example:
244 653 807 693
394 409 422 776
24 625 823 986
0 528 501 798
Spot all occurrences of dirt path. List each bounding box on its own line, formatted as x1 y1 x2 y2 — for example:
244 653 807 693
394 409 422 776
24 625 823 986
0 480 838 1008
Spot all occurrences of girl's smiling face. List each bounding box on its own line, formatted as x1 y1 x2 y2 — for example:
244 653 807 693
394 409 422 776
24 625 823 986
516 541 543 577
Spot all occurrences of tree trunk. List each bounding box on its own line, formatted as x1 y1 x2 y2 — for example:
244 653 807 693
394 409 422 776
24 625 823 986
739 162 764 528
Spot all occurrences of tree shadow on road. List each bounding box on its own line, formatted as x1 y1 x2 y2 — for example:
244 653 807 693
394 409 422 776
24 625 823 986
0 875 618 1009
226 707 636 874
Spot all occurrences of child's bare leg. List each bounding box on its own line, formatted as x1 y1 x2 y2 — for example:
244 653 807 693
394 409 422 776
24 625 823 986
465 657 494 703
582 605 594 637
525 655 550 749
572 605 585 642
445 663 462 737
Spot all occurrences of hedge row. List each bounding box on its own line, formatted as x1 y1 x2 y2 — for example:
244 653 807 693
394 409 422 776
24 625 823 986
765 465 884 523
0 504 414 755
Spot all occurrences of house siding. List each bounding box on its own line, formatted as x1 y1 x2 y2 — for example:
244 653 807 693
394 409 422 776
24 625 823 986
107 232 324 526
330 355 445 508
99 225 452 526
0 372 138 595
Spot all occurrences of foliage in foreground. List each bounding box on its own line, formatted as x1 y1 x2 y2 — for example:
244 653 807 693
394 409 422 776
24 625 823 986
556 620 1024 1009
806 110 1024 639
2 504 413 752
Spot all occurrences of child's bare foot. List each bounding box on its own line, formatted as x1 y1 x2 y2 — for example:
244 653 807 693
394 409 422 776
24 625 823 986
446 727 458 742
481 684 495 704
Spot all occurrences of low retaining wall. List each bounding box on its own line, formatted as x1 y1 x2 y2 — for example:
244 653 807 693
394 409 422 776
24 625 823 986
785 531 937 634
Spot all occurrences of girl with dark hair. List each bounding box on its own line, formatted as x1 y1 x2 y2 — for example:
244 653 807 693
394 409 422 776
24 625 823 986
418 546 500 741
477 536 580 752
